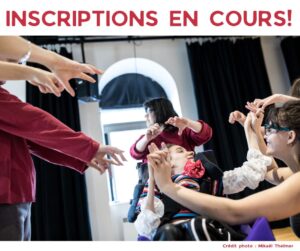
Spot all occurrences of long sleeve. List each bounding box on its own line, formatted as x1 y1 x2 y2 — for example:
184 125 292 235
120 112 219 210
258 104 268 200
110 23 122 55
27 140 88 173
184 120 213 146
0 87 99 164
130 135 147 160
130 120 213 162
222 149 272 194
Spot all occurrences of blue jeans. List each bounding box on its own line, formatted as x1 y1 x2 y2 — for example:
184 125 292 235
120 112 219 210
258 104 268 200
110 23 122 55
0 203 31 241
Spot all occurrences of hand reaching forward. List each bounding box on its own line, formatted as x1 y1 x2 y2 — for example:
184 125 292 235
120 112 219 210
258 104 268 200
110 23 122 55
251 94 286 110
165 116 189 135
46 52 103 97
88 145 127 174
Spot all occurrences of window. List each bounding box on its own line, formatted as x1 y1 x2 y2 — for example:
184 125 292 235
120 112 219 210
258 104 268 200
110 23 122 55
104 121 146 203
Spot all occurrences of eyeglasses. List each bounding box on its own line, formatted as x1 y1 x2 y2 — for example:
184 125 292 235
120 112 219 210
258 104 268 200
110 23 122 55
264 123 290 136
145 108 154 116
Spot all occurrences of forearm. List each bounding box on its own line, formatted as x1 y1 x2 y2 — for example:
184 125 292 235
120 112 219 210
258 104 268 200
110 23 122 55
0 61 36 81
253 127 282 183
135 136 150 152
187 119 202 133
245 126 260 150
161 183 255 225
0 89 99 163
145 179 155 212
277 94 299 103
28 140 88 173
0 36 32 61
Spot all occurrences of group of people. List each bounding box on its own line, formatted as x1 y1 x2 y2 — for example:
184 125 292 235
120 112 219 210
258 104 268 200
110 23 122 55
130 80 300 240
1 36 300 241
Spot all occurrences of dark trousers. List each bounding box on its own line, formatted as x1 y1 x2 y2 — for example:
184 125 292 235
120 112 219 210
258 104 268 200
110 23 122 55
0 203 32 241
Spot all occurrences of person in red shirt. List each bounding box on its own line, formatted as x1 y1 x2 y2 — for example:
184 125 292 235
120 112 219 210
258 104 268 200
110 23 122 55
0 86 126 240
130 97 213 163
0 37 125 240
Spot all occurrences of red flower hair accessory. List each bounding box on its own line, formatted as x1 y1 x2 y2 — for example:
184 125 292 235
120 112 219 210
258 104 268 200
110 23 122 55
182 160 205 178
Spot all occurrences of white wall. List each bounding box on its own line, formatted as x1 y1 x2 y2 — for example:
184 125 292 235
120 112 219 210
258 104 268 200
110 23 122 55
4 36 291 241
260 37 291 95
2 80 26 101
73 39 198 120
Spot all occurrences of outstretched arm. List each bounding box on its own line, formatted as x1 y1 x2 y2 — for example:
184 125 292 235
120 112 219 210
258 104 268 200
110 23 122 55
0 61 63 97
252 94 299 110
0 36 103 96
152 146 300 225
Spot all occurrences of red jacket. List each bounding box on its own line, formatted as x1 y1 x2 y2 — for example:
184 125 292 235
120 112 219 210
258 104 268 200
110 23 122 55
130 120 213 163
0 87 99 204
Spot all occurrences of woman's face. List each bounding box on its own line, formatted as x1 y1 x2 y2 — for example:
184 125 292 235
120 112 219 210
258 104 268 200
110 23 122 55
168 145 194 174
145 108 156 127
264 122 291 158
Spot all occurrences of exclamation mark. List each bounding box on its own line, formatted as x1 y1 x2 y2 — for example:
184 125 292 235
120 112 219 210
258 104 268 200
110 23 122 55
287 9 292 26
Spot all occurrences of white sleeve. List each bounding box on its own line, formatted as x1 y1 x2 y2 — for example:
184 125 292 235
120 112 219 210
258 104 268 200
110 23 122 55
222 149 272 195
134 197 164 239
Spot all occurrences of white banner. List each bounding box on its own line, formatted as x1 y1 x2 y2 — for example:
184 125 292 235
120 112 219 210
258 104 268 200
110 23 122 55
0 0 299 35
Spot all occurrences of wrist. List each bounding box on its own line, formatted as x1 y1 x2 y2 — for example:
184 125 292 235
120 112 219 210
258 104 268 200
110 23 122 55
21 65 38 81
159 180 174 194
31 46 57 70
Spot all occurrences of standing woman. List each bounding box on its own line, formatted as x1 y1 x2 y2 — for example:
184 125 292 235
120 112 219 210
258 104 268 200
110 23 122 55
151 101 300 234
130 97 213 163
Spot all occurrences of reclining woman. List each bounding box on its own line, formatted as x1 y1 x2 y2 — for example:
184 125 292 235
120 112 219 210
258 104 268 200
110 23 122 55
128 97 213 223
135 141 272 240
150 100 300 238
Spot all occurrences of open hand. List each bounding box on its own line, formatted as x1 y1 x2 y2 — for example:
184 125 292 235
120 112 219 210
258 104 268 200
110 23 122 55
89 145 127 174
47 54 103 97
165 116 189 135
145 123 162 141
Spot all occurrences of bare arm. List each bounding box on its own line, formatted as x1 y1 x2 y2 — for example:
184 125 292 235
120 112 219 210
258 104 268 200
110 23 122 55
144 166 156 212
0 36 103 96
253 94 300 110
159 172 300 225
0 61 62 96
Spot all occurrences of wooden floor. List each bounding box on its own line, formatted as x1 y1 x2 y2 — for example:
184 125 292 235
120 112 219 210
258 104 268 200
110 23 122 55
273 227 300 241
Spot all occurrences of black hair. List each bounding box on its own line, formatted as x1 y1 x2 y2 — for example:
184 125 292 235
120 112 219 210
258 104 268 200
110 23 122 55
143 97 178 132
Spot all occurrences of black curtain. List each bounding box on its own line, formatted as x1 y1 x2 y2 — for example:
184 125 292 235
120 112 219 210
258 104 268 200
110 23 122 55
281 37 300 85
101 73 167 109
26 46 92 240
187 37 290 228
187 38 272 171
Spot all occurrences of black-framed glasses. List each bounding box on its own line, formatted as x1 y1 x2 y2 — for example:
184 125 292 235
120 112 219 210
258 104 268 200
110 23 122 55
264 123 290 136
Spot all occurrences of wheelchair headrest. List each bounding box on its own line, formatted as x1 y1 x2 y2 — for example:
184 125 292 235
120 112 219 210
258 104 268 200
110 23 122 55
195 150 223 179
